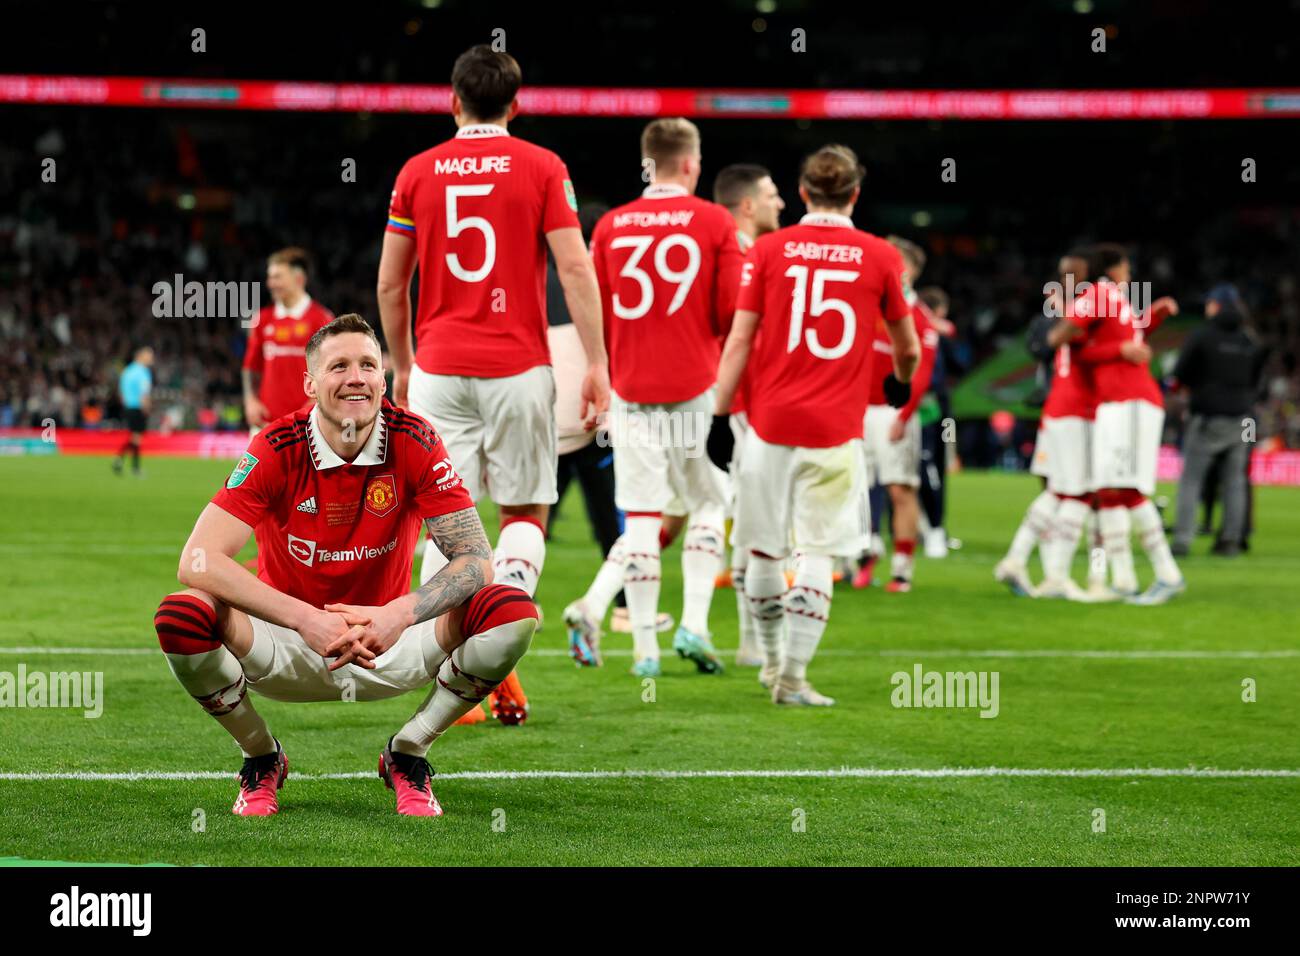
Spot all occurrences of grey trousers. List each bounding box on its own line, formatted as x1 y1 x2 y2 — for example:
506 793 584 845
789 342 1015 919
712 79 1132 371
1173 414 1250 548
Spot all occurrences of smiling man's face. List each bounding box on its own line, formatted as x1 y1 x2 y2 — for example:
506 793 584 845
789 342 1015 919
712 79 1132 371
305 331 385 433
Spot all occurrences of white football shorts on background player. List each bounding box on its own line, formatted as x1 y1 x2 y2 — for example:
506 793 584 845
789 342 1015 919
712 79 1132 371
408 363 558 506
608 388 725 515
1031 415 1093 497
1092 399 1164 495
731 429 871 559
863 404 921 488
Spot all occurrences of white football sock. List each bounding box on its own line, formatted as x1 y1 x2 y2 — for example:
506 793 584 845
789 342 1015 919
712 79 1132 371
581 534 628 621
733 546 758 659
1085 511 1108 586
1098 506 1138 593
1006 490 1058 567
392 615 534 757
1047 498 1090 582
680 508 724 635
623 515 662 661
1131 499 1182 585
493 518 546 597
745 552 787 668
166 646 275 758
419 536 449 586
890 546 915 582
782 553 832 684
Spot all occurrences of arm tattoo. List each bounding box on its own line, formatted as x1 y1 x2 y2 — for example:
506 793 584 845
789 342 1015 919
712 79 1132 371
411 507 493 624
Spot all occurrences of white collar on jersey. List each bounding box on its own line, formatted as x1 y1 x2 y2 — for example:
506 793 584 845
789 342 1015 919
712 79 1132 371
307 405 389 470
273 293 313 320
642 183 690 199
456 123 510 139
799 212 854 228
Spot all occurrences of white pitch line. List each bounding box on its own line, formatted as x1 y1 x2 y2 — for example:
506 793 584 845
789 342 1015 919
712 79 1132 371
1 646 1296 660
0 767 1297 782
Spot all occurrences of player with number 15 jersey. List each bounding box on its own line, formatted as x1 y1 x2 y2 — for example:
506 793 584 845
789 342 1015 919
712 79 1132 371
711 145 918 707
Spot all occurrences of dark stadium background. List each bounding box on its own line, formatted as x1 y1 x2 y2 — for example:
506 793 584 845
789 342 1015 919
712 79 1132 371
3 0 1298 465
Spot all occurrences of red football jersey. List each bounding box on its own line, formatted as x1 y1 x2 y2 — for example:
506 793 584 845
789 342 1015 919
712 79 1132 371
734 214 910 448
242 296 334 420
210 400 474 609
867 296 938 421
1041 343 1098 420
386 124 581 378
1068 279 1163 406
591 184 743 403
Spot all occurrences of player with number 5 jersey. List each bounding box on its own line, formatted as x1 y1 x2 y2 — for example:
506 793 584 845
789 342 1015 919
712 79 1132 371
377 45 610 722
711 145 919 707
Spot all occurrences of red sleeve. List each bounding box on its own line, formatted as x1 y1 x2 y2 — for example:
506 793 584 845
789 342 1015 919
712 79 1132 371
734 243 765 315
1077 340 1125 364
898 306 938 423
590 216 614 359
1067 286 1096 331
541 153 581 234
210 433 282 527
880 247 910 324
242 311 264 374
385 158 418 239
412 428 476 520
1137 299 1173 334
712 212 744 338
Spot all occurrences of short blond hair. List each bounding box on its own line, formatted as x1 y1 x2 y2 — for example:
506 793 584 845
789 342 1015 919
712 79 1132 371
267 246 310 276
305 313 381 372
641 118 700 176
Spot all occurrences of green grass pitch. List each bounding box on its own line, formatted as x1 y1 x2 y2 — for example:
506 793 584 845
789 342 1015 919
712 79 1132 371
1 455 1297 866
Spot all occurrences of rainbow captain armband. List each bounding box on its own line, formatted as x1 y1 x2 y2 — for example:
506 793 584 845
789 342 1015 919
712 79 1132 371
386 215 416 235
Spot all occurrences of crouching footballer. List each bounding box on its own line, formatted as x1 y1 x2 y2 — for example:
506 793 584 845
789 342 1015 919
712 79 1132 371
154 314 537 816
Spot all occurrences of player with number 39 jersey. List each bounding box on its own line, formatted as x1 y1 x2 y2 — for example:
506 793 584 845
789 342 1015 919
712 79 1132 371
591 178 743 405
578 118 742 678
712 145 918 708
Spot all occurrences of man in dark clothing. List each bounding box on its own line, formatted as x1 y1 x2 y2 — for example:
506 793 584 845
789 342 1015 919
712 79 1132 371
1171 284 1268 556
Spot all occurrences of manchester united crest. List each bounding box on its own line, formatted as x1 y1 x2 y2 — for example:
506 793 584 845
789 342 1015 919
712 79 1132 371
364 474 398 517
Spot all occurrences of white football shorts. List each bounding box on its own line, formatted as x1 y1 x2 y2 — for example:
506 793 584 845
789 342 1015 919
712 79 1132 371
863 404 921 488
242 614 440 703
1031 415 1093 497
408 363 558 506
731 428 871 559
1092 399 1165 496
608 388 725 515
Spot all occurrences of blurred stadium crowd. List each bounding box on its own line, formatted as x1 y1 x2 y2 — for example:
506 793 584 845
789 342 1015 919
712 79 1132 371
2 108 1298 449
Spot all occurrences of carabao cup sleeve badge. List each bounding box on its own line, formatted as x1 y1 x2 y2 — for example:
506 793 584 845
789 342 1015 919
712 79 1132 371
227 453 259 489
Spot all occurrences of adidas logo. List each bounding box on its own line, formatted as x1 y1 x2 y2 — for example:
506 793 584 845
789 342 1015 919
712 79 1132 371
296 496 318 514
